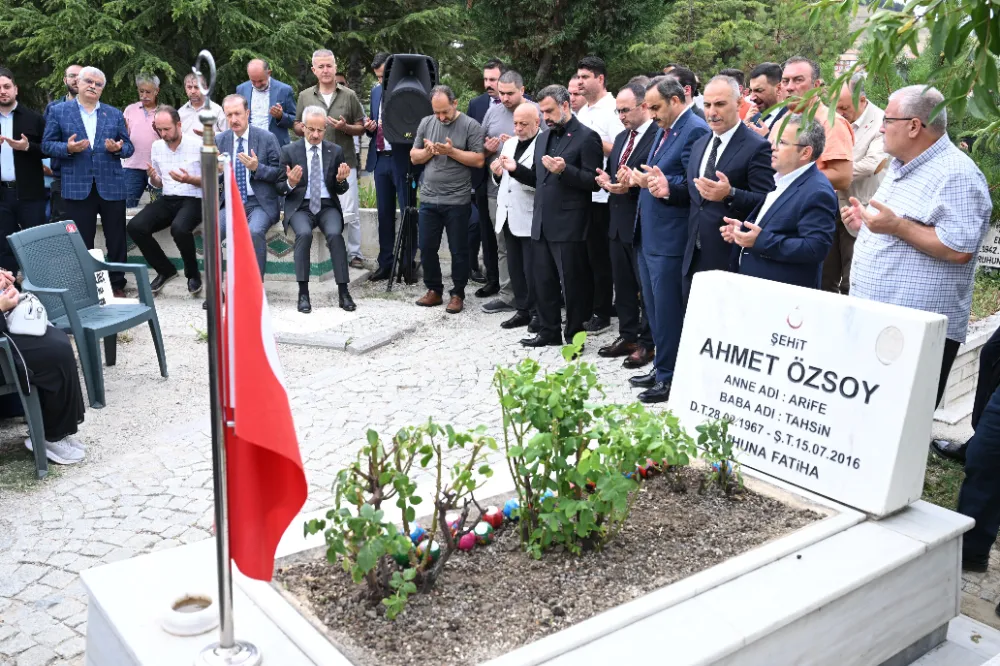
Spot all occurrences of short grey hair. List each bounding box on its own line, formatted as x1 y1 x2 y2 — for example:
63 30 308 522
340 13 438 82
498 70 524 88
222 94 249 111
135 73 160 89
848 72 866 97
302 105 327 122
786 114 826 162
312 49 335 63
650 75 685 103
78 66 106 84
430 84 455 103
707 75 741 101
183 72 206 87
537 84 570 106
890 84 947 134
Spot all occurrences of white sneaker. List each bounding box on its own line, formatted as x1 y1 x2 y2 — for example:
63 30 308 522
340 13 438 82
63 435 86 454
25 437 85 465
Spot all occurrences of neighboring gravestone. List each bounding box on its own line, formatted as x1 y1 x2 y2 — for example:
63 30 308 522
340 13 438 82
978 220 1000 269
668 271 947 517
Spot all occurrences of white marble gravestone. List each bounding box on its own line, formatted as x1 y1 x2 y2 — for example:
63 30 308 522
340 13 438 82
978 221 1000 269
669 271 948 517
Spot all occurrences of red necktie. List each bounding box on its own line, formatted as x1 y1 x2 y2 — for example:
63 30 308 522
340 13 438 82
618 130 638 169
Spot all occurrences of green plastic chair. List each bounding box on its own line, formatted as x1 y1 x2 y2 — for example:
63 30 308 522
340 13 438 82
0 336 49 478
8 221 168 409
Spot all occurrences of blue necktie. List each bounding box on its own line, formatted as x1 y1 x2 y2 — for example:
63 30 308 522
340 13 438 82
235 137 248 203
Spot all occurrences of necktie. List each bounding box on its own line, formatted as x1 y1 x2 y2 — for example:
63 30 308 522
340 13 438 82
376 100 386 151
235 136 248 203
703 136 722 180
618 130 637 169
654 129 670 158
309 146 322 215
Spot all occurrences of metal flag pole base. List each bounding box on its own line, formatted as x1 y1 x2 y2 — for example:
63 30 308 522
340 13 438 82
195 641 262 666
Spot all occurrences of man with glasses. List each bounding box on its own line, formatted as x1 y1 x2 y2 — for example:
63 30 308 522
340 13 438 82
720 114 837 288
42 66 134 296
126 105 203 296
44 64 81 222
843 85 992 447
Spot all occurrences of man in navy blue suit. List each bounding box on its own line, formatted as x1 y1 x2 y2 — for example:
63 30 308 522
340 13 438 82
365 52 414 281
466 58 504 287
720 115 837 289
682 75 775 301
627 76 709 404
42 66 134 295
236 59 296 148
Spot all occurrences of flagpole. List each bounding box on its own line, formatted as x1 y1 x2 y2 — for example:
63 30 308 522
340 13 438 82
193 50 262 666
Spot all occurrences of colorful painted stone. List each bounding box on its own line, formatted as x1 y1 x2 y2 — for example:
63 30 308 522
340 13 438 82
458 532 477 551
416 539 441 563
474 521 495 545
409 525 427 546
446 512 463 536
503 498 520 521
483 505 504 529
711 461 734 474
393 543 413 567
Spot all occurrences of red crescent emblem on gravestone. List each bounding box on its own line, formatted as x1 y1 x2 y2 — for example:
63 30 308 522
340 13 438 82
787 307 803 329
65 223 77 233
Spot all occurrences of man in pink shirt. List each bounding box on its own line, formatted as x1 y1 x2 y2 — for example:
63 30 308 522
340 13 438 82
122 74 160 207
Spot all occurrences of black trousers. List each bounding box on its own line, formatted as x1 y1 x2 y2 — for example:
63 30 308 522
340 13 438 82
9 326 85 441
0 188 47 273
586 202 614 320
126 195 202 279
937 338 962 408
609 236 653 348
531 235 591 343
288 200 349 284
503 224 534 315
64 184 128 291
49 177 69 223
476 187 498 283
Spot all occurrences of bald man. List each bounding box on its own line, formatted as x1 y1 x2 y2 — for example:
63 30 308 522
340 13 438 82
236 58 296 147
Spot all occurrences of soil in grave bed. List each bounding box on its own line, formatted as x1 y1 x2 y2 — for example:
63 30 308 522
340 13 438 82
275 468 822 666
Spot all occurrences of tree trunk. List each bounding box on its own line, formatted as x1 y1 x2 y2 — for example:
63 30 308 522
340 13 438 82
534 48 554 92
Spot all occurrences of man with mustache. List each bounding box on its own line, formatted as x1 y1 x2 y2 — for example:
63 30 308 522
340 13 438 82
467 58 505 286
44 64 81 222
745 62 787 137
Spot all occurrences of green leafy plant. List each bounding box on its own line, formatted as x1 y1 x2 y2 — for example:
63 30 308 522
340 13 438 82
495 332 695 558
305 420 496 619
696 418 742 495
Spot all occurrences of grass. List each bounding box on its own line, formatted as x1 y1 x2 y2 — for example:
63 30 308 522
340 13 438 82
921 451 964 511
0 438 61 492
359 180 377 209
972 268 1000 322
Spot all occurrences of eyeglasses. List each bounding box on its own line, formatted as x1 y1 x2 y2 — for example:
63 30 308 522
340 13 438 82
616 107 634 115
882 116 926 128
81 77 105 89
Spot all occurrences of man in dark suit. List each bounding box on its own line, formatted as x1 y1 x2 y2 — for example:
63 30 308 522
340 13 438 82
364 52 413 281
277 106 356 313
721 115 837 289
510 84 602 347
216 94 281 278
466 58 504 287
236 59 296 148
745 62 788 138
45 64 81 223
682 75 775 301
0 68 48 273
42 66 134 296
594 78 656 368
628 76 710 403
662 65 706 121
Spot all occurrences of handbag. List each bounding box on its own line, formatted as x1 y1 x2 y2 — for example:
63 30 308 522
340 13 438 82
5 292 49 336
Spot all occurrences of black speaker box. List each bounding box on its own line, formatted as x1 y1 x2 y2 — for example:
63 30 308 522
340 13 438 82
382 54 439 144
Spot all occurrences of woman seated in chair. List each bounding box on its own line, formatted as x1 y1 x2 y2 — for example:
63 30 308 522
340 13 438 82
0 270 86 464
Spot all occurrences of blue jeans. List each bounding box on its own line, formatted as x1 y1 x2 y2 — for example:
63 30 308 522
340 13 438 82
637 244 684 384
418 202 471 299
373 151 412 269
124 168 148 208
958 382 1000 561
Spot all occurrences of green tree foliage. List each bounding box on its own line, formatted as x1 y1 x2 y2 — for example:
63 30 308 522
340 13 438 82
625 0 853 84
0 0 332 109
467 0 666 91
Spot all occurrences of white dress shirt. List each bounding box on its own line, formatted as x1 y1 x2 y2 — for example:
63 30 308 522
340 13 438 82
250 81 271 132
754 161 814 224
304 144 331 199
576 92 625 204
78 100 101 145
179 100 228 136
231 128 254 198
698 122 740 178
150 134 203 198
0 103 15 182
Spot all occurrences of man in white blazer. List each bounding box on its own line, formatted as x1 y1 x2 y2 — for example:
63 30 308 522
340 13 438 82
491 103 541 330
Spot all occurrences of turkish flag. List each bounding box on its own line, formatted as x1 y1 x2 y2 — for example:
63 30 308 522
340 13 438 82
221 163 307 581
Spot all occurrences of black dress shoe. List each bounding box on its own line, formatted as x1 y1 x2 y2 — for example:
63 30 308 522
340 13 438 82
527 315 541 333
629 370 657 388
298 293 312 313
520 334 562 347
150 272 177 294
470 269 487 284
188 277 203 294
930 439 967 464
962 555 989 573
368 265 391 281
598 336 638 358
501 311 532 329
475 281 500 298
339 291 356 312
582 315 611 333
638 381 671 404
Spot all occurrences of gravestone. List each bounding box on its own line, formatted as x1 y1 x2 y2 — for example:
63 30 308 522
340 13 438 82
668 271 947 517
978 220 1000 269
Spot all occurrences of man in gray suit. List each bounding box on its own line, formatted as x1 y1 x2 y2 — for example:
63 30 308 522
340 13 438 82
277 106 356 313
216 93 281 277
